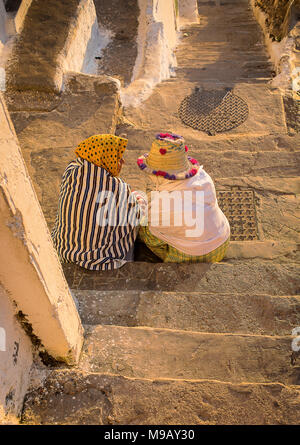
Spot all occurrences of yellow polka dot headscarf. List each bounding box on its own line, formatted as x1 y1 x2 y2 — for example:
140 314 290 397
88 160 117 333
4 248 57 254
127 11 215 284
75 134 128 176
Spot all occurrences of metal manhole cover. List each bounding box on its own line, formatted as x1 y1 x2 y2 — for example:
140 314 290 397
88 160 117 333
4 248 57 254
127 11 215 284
217 189 259 241
179 88 249 135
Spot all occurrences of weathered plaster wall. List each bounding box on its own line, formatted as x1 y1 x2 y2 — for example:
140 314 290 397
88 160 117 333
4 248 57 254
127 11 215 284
1 0 18 40
0 0 8 45
0 93 84 364
120 0 199 107
0 0 17 93
14 0 32 33
6 0 108 95
254 0 298 41
252 0 300 96
0 284 33 420
58 0 111 76
178 0 199 27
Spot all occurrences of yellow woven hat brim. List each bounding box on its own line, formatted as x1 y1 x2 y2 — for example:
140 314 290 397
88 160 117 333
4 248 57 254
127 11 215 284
137 134 201 180
146 139 190 174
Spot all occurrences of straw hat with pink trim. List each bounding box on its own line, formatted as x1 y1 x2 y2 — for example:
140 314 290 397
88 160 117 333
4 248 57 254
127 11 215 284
137 133 200 180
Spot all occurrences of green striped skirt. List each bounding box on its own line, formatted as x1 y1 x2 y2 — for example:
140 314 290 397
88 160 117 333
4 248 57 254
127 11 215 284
138 225 230 263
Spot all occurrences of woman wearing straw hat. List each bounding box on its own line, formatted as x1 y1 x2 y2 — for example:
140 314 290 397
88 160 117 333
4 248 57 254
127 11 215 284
136 132 230 263
51 134 142 271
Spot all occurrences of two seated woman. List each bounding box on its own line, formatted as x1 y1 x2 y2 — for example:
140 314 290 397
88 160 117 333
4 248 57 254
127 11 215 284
51 132 230 270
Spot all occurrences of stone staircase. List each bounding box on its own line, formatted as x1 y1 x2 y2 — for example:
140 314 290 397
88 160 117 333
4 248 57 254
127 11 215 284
17 0 300 425
20 261 300 424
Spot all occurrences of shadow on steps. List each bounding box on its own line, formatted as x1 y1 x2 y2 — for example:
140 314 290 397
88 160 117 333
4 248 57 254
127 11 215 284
62 260 300 295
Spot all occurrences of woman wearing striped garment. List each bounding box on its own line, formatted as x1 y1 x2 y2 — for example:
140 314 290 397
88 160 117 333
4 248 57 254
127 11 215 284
51 134 142 271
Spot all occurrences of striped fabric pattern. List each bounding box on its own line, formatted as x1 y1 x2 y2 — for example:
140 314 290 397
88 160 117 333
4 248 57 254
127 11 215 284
51 158 140 271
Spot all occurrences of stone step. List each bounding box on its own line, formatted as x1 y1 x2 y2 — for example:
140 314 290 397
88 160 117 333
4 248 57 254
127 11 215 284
174 56 272 67
118 125 297 153
174 53 271 63
215 176 300 195
123 150 300 180
242 60 273 69
122 150 300 199
239 74 273 80
63 261 300 295
124 82 287 138
175 70 273 83
79 325 298 384
21 370 300 425
227 241 298 261
175 76 273 85
72 289 300 337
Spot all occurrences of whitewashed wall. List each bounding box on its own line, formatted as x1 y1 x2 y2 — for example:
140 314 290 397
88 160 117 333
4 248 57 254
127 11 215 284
251 0 297 94
15 0 32 33
121 0 199 107
0 285 33 420
0 0 8 45
0 94 84 420
121 0 178 107
59 0 112 78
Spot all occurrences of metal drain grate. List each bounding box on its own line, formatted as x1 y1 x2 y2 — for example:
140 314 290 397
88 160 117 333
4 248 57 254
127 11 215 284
179 88 249 135
217 189 259 241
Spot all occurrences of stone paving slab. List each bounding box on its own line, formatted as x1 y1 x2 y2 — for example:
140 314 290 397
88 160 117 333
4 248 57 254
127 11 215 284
125 82 288 139
72 289 300 337
256 194 300 243
16 0 300 426
215 176 300 195
80 325 298 384
117 125 299 152
226 240 298 260
63 261 300 295
22 370 300 425
122 148 300 183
